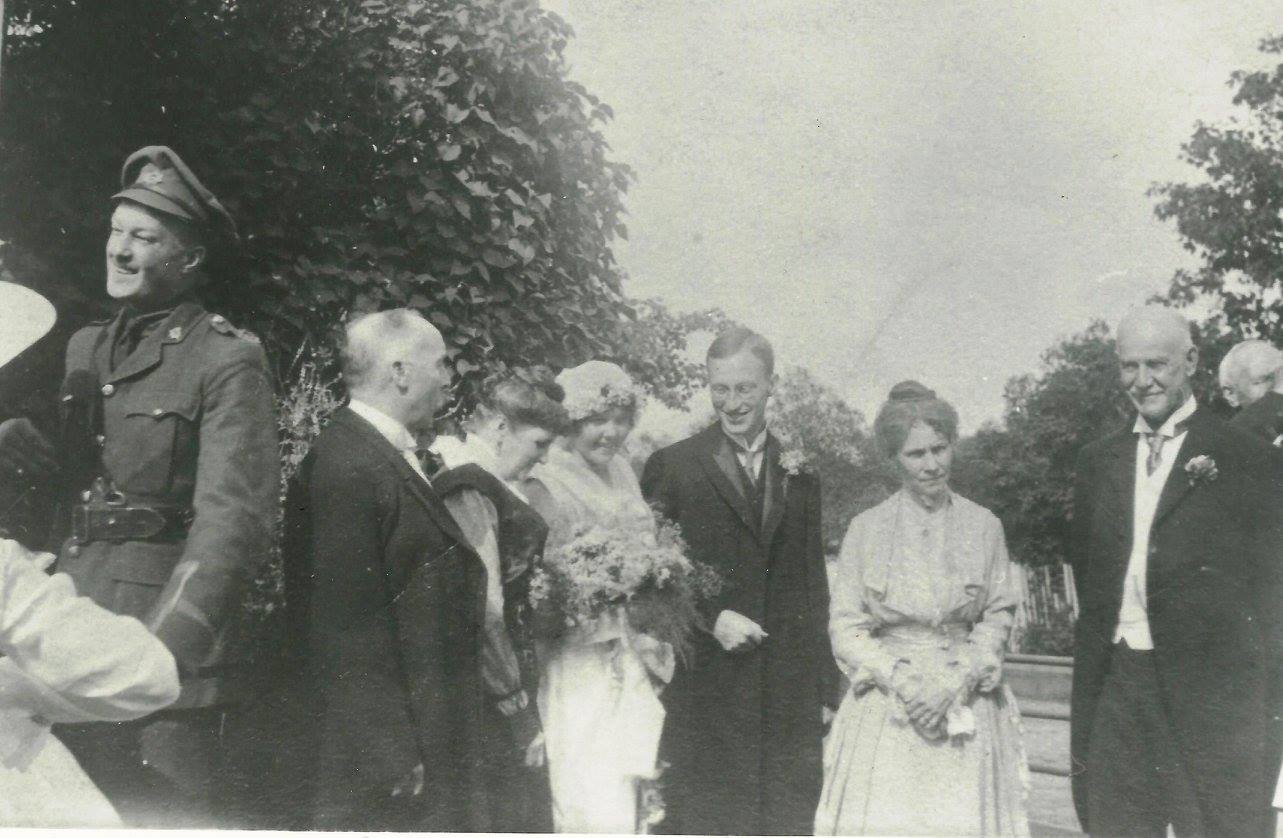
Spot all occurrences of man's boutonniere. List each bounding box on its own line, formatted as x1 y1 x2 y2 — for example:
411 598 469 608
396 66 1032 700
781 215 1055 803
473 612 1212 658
1185 454 1218 486
772 428 814 496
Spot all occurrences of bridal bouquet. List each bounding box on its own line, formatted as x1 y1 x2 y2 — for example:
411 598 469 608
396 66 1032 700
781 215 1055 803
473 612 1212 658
529 519 722 660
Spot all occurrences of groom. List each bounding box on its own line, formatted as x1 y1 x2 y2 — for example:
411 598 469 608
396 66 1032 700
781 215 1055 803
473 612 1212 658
642 326 838 835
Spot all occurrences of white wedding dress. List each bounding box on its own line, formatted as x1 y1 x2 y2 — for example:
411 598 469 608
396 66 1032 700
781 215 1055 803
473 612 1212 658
532 446 673 834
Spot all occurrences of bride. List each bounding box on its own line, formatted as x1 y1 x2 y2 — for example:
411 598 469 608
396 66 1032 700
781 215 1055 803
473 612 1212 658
528 361 671 834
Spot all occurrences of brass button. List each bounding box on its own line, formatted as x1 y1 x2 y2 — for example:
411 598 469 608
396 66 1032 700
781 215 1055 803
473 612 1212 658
101 384 115 397
152 408 164 416
66 545 79 557
95 435 105 445
80 491 91 502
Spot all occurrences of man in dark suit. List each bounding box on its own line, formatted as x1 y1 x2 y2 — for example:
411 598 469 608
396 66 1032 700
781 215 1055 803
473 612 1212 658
1220 338 1283 829
1221 339 1283 446
641 327 838 836
281 309 491 831
1070 306 1283 837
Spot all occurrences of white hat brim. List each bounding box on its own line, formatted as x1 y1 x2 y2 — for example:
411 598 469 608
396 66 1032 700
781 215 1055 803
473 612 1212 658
0 282 56 371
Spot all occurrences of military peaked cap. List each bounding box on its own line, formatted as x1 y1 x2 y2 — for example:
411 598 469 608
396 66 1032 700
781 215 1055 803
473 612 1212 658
112 146 239 247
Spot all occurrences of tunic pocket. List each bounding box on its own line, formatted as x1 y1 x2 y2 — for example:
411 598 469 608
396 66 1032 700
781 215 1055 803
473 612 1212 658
110 392 200 495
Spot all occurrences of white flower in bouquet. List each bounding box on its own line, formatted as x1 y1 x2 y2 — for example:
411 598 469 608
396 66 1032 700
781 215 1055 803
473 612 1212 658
529 516 722 661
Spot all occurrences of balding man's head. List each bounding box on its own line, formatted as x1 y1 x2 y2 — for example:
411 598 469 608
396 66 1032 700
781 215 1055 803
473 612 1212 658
341 308 451 429
1116 306 1198 426
1218 339 1283 408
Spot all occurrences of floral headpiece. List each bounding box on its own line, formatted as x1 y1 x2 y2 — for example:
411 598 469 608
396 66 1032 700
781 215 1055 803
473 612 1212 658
556 360 647 422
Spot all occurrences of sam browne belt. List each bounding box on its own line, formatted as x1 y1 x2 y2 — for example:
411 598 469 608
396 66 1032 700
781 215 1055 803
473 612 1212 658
69 477 194 543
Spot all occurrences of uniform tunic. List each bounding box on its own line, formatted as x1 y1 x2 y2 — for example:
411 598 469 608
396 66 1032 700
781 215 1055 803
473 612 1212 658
51 301 277 827
55 301 278 702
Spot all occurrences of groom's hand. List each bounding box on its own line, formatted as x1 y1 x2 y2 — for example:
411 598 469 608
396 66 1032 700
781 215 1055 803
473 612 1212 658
713 610 768 653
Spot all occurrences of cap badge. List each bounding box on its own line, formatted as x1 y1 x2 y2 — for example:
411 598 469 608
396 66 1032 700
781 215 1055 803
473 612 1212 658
140 168 165 187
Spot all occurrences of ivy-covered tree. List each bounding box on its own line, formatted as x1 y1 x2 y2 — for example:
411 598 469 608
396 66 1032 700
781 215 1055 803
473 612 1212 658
0 0 648 405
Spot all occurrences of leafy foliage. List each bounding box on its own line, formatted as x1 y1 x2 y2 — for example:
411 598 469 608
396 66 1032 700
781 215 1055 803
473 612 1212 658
0 0 652 407
768 367 888 546
951 321 1130 566
1152 34 1283 342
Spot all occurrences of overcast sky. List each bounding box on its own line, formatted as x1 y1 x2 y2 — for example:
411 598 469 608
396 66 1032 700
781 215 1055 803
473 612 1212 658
541 0 1280 430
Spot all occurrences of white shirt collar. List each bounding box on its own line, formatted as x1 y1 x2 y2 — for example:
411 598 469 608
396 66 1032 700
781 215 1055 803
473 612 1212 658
349 399 418 452
1132 394 1197 438
725 425 769 454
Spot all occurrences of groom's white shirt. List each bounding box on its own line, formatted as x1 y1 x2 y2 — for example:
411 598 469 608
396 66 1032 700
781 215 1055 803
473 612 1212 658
348 399 429 483
725 426 768 480
1114 394 1197 650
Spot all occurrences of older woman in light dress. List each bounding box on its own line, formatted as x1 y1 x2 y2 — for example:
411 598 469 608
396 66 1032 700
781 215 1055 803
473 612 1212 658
817 380 1029 836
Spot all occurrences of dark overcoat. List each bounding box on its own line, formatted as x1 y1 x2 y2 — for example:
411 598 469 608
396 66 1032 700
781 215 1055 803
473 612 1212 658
641 423 838 835
280 408 491 831
1069 407 1283 836
1231 390 1283 447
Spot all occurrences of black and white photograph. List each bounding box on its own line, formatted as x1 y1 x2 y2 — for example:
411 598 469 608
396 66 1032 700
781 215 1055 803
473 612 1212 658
0 1 1282 835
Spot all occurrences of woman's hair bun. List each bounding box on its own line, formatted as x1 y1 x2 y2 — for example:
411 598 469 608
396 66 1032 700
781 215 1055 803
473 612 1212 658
888 380 936 403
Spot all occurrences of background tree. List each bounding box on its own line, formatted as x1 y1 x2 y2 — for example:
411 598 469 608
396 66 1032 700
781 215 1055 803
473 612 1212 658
0 0 675 412
951 320 1129 567
1152 33 1283 344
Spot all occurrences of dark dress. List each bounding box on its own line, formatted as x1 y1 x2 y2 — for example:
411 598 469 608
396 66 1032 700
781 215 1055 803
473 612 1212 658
641 423 839 835
435 463 554 833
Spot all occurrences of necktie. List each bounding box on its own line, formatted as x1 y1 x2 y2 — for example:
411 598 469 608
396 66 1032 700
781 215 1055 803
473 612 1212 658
1144 432 1167 476
1142 416 1191 476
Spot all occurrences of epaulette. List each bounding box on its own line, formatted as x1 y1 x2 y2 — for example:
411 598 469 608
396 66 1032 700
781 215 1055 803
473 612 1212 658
208 313 261 344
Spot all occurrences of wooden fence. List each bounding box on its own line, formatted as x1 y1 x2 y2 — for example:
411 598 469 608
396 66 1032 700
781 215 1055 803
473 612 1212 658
1012 562 1078 653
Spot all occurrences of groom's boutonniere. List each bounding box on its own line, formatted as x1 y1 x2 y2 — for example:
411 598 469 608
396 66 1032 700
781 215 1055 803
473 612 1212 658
772 428 814 490
1185 454 1218 486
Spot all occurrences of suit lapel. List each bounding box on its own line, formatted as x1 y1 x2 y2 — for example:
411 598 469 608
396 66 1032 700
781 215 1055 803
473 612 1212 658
336 409 473 551
1102 430 1136 540
760 435 787 549
696 425 758 536
1152 409 1212 528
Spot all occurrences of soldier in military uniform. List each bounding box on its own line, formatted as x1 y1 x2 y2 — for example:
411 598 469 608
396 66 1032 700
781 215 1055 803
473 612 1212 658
0 146 279 826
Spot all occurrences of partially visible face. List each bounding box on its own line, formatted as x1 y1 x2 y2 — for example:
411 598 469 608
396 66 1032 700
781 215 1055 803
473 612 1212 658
896 421 953 503
1220 369 1272 409
708 350 774 440
1117 323 1196 426
568 406 635 470
106 202 203 306
496 422 557 482
401 328 452 430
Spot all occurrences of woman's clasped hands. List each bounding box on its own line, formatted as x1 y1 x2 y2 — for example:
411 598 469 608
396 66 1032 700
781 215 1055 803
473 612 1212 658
889 663 970 738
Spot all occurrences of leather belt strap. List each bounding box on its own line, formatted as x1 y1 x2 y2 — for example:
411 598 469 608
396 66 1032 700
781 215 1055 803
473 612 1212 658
71 503 193 543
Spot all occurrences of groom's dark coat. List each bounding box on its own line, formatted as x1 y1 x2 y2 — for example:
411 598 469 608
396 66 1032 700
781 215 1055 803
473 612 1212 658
1069 406 1283 836
279 407 491 831
642 423 838 835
